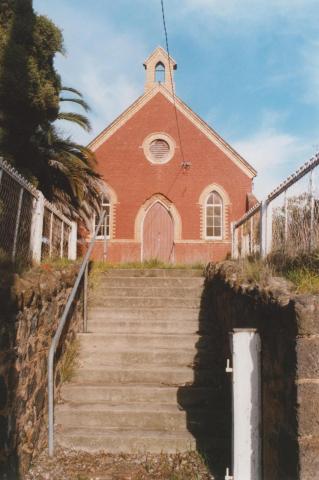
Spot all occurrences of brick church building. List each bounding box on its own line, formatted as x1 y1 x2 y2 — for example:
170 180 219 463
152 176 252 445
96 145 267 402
89 47 257 264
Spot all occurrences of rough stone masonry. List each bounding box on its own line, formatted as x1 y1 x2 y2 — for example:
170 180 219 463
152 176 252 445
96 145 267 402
0 264 83 479
205 261 319 480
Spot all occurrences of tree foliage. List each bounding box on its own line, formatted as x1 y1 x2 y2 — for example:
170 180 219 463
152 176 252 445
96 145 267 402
0 0 101 223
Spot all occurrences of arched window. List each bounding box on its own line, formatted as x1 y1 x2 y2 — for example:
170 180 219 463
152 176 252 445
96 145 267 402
155 62 165 83
95 194 110 239
206 191 223 239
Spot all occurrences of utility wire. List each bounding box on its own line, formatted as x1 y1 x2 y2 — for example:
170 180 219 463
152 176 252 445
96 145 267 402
160 0 189 169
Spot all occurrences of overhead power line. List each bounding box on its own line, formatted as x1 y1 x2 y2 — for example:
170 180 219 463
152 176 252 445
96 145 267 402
160 0 190 171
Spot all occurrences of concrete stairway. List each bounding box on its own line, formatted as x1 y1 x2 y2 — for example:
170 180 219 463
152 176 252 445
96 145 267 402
56 268 217 454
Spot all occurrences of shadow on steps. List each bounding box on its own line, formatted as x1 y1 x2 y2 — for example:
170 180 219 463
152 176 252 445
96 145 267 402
177 278 231 480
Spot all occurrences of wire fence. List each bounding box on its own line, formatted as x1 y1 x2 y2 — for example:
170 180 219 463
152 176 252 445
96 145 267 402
232 153 319 259
0 158 77 265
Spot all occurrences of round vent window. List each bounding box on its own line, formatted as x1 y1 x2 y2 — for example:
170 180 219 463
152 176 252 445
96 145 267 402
149 139 170 162
143 133 175 165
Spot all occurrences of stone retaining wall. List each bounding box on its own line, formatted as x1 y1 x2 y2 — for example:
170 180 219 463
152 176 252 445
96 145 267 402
0 263 83 478
205 262 319 480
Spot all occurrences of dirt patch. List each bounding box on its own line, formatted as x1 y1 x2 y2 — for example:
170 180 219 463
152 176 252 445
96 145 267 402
25 448 214 480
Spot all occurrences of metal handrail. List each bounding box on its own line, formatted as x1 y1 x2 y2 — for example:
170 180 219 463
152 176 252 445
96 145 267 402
47 210 106 456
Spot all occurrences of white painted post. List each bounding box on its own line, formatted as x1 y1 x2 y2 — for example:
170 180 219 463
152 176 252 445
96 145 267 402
60 221 64 258
266 201 273 255
284 190 288 247
260 201 265 257
250 215 254 255
309 171 315 251
30 192 45 263
234 226 239 259
49 212 53 258
231 222 236 259
231 329 261 480
68 221 77 260
260 200 270 257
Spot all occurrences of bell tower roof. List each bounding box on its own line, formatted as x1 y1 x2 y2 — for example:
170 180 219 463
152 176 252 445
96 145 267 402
143 46 177 94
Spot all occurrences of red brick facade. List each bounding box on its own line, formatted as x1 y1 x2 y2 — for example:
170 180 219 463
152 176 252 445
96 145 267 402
89 49 256 264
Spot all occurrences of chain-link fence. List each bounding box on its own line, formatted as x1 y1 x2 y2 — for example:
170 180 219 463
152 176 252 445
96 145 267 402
233 153 319 259
0 158 77 265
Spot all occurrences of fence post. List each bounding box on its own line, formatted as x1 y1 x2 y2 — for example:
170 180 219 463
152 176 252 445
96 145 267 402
260 200 272 257
68 221 77 260
60 221 64 258
250 215 254 255
309 171 315 251
284 191 288 245
31 192 45 263
231 222 236 259
83 263 88 333
260 201 267 258
266 201 273 255
49 212 53 258
231 329 261 480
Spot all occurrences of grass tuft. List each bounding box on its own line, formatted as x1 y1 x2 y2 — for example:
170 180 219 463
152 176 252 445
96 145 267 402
234 251 319 294
235 258 274 286
60 339 79 383
285 267 319 294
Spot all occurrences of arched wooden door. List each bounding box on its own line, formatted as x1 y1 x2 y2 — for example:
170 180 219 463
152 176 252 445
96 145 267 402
143 202 174 262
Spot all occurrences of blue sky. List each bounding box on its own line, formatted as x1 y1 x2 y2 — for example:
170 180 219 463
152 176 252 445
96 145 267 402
34 0 319 198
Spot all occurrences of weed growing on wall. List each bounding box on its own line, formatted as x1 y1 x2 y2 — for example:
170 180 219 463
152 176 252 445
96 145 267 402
59 339 80 384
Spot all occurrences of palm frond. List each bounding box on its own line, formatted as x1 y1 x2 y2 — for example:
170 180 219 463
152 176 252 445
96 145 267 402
59 97 91 112
61 86 83 97
57 112 92 132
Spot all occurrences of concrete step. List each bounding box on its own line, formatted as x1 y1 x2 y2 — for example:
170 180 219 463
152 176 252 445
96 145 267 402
92 277 205 288
88 307 203 322
77 347 216 368
87 319 213 335
72 366 215 386
56 428 198 453
97 269 204 278
61 384 216 407
78 333 212 350
55 403 215 432
90 296 202 308
89 286 203 299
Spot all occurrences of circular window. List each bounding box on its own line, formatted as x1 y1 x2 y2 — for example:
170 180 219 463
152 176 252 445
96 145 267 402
149 139 170 162
143 133 175 164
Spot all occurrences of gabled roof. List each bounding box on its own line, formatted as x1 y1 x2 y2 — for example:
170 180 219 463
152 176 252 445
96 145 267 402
88 84 257 179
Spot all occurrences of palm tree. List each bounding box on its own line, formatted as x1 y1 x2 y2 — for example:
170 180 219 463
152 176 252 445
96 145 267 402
57 87 92 132
36 86 102 225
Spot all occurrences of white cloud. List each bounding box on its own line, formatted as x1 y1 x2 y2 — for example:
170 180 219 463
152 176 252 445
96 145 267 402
234 129 313 199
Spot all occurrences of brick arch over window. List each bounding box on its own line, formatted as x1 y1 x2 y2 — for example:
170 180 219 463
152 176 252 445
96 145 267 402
198 184 231 241
134 194 182 242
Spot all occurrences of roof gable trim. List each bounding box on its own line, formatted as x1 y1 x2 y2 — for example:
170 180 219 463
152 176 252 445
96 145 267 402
88 85 256 178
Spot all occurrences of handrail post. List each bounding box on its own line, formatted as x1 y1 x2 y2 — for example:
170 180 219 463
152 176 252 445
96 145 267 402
47 210 106 457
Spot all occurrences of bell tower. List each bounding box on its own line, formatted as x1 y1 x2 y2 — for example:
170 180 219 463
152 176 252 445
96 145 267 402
143 46 177 94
